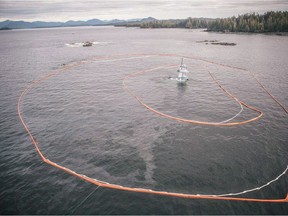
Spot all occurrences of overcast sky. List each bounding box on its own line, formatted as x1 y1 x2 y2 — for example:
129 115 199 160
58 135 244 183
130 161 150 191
0 0 288 22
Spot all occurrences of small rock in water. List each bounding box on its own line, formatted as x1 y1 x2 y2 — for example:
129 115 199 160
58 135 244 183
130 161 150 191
211 42 236 46
83 41 93 47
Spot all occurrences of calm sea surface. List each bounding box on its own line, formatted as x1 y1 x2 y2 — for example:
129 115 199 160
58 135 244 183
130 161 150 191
0 26 287 214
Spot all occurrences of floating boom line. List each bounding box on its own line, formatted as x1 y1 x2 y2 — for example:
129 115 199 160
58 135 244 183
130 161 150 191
18 54 288 203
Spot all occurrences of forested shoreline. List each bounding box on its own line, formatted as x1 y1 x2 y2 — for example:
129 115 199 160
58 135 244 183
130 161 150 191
119 11 288 33
208 11 288 32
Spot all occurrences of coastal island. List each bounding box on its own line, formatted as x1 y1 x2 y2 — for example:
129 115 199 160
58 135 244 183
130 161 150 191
116 11 288 33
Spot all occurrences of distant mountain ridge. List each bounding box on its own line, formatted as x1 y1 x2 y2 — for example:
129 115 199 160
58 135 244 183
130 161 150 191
0 17 157 29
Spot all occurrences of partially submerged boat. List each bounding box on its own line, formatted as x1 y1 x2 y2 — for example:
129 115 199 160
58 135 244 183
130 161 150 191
177 58 189 83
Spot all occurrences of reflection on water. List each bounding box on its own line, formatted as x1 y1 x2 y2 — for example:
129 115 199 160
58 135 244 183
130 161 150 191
177 81 188 90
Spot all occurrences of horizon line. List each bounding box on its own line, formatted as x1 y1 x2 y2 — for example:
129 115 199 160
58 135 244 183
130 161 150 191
1 10 286 23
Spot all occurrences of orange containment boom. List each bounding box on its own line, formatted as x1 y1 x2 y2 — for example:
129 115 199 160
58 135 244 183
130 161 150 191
18 54 288 203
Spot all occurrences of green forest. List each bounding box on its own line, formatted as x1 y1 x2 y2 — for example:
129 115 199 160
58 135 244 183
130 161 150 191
207 11 288 32
139 18 212 29
122 11 288 33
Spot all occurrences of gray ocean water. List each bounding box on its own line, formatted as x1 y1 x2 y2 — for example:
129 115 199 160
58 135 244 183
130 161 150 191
0 26 287 214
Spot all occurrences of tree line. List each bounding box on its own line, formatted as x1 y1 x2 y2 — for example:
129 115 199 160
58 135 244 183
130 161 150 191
139 18 213 29
121 11 288 33
207 11 288 32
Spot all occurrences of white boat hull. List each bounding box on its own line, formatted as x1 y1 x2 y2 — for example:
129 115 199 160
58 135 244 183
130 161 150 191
177 59 189 82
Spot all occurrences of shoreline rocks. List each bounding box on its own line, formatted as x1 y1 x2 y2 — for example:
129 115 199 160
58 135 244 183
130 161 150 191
197 40 236 46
